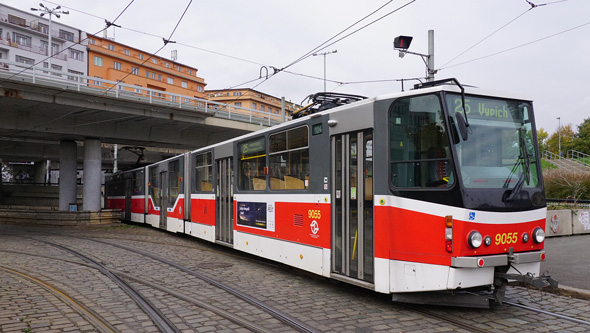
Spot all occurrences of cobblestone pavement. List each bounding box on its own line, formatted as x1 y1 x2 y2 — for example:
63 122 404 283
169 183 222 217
1 223 590 332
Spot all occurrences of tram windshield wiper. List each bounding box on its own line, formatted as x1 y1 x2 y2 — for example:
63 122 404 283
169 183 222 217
503 128 531 201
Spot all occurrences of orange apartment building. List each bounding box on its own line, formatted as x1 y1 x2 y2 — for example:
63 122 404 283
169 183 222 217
87 35 206 100
205 88 300 119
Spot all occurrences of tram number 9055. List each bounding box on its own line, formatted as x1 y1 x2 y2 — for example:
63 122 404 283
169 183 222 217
495 232 518 245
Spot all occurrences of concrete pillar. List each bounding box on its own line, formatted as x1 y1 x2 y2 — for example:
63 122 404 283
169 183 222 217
83 138 102 211
59 140 77 211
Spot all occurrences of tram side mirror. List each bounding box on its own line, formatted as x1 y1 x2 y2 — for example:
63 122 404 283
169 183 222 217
455 112 469 141
448 116 460 144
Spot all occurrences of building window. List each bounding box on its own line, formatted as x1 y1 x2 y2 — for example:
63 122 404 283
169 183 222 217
59 30 74 41
38 24 48 34
124 49 130 56
145 70 150 78
235 102 242 107
88 39 95 45
94 76 103 86
94 56 103 67
69 49 83 60
152 72 157 80
12 33 31 47
108 44 115 51
252 103 257 110
261 105 265 112
8 15 26 26
157 74 162 81
167 77 174 84
187 69 192 75
134 85 142 93
15 55 34 65
138 54 144 60
114 61 122 70
68 69 83 81
233 92 242 96
181 81 187 88
151 58 158 64
131 67 139 75
197 86 203 92
165 62 170 68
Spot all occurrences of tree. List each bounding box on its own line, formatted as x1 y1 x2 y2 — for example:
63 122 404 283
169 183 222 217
571 118 590 155
537 128 548 153
547 124 574 156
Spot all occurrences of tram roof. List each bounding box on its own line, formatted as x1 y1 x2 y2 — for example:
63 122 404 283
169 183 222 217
147 82 535 162
374 83 533 103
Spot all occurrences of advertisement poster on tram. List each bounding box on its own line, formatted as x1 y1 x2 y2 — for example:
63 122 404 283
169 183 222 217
237 201 275 231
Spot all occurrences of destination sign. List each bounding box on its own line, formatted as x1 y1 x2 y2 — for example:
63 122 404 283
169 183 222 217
446 94 528 122
240 137 265 155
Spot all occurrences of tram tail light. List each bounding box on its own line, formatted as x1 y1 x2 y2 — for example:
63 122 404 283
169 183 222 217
445 215 453 253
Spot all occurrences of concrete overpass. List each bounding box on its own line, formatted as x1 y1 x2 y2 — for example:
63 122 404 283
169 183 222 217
0 62 287 211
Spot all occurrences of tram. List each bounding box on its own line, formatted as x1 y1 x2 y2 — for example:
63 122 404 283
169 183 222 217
106 79 556 307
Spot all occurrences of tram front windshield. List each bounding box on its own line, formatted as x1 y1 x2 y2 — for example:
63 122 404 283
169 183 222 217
445 94 540 193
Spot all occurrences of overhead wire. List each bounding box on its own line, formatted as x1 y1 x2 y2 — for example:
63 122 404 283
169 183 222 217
439 20 590 71
439 0 570 71
4 0 194 138
226 0 418 92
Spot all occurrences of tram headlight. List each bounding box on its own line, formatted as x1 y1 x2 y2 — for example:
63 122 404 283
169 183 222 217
533 227 545 244
522 232 530 243
468 231 483 249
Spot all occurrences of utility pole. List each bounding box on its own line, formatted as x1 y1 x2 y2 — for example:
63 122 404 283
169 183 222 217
394 30 436 82
31 3 69 71
312 50 337 93
557 117 561 157
427 30 435 82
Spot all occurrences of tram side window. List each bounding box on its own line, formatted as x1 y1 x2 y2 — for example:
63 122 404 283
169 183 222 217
132 170 144 195
239 137 266 191
193 152 213 192
389 94 454 188
107 175 124 196
149 167 159 204
168 160 181 207
269 126 309 190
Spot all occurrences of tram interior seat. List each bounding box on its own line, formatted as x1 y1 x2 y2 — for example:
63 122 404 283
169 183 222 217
270 177 285 189
201 181 212 191
284 176 304 190
252 178 266 190
365 177 373 200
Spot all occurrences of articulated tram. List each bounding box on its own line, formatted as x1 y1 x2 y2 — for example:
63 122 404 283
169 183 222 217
106 79 555 307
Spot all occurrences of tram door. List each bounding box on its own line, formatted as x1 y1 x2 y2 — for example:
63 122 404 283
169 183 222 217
159 171 168 229
124 178 132 221
331 130 374 283
216 158 234 245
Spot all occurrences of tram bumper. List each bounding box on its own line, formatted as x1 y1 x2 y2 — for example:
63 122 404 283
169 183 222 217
451 250 558 303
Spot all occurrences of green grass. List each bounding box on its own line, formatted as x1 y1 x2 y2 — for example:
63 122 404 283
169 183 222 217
541 159 557 171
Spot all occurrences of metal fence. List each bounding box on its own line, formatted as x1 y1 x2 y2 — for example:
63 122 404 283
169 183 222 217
0 59 289 127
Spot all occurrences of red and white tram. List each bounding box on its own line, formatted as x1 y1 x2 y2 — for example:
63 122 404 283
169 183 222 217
106 79 555 307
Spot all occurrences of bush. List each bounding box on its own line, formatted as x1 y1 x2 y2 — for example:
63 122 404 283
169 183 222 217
544 169 590 201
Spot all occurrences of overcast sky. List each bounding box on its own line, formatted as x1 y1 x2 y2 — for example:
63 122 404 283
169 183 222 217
5 0 590 135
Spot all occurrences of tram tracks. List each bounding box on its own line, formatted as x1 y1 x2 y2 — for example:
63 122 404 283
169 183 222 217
0 264 117 333
29 235 317 333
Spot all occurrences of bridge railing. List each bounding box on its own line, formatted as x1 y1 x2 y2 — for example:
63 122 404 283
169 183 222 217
567 150 590 168
0 59 288 126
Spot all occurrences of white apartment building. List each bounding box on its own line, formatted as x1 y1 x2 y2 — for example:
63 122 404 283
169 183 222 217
0 3 87 76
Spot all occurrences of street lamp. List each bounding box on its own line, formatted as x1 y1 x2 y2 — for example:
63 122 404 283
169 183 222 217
557 117 561 157
312 50 337 93
31 3 69 70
